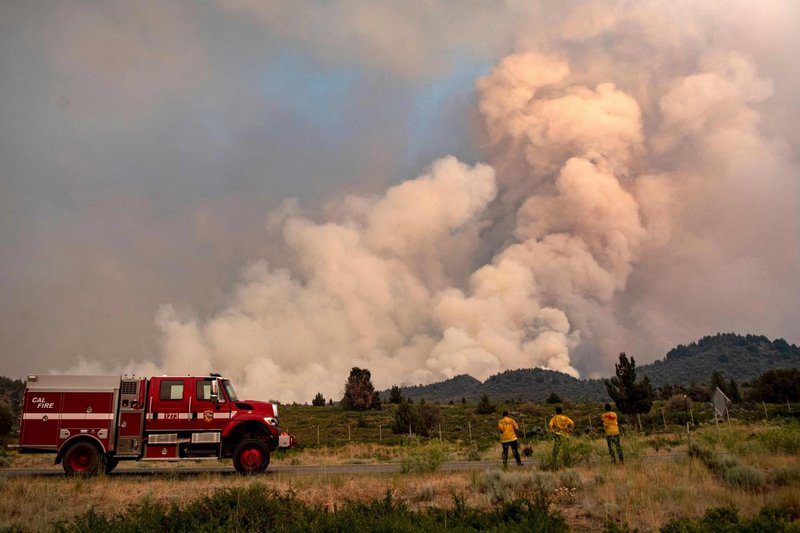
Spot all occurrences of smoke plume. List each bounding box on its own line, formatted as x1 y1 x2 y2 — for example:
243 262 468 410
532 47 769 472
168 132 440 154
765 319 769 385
4 2 796 403
151 3 799 402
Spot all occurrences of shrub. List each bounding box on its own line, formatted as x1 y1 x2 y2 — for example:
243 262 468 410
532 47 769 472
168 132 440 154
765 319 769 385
478 470 519 503
58 482 569 532
477 469 549 503
558 469 582 490
465 443 481 462
392 399 440 437
413 484 436 502
722 464 766 491
662 504 800 533
400 442 449 473
666 394 693 425
603 519 639 533
531 471 556 494
771 464 800 486
537 437 597 470
688 442 715 464
755 423 800 455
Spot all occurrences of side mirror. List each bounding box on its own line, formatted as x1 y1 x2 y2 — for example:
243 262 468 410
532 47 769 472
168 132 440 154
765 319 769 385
210 379 219 402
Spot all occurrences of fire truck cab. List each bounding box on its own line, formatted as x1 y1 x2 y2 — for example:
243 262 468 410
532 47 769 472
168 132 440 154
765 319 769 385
18 374 294 475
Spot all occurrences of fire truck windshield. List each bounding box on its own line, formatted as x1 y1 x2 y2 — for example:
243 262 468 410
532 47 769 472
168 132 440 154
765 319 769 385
221 379 238 401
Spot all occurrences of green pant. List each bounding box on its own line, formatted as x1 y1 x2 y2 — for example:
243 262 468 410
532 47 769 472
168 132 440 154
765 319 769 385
606 435 624 463
552 435 564 464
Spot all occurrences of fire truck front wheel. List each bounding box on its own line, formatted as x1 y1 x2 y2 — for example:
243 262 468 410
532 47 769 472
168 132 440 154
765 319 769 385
232 438 270 474
62 441 104 476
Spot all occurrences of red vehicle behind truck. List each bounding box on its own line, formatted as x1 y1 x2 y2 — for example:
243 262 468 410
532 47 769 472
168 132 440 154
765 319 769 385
17 373 294 475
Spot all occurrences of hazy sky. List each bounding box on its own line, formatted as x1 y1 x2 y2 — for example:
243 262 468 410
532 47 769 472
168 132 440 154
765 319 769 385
2 1 798 402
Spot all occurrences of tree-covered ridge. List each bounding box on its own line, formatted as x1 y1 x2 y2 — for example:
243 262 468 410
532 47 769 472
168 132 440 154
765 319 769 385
665 333 799 360
642 333 800 387
383 374 481 403
383 369 609 403
382 333 800 403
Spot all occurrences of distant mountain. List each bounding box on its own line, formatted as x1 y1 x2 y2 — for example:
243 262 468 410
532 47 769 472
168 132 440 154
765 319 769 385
639 333 800 387
381 333 800 403
387 374 482 403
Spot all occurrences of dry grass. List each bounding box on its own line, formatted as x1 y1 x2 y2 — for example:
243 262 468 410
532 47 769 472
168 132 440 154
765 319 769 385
2 457 797 532
2 423 799 532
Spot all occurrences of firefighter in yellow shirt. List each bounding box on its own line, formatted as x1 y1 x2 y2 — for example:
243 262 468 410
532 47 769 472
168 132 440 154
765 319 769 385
601 403 624 464
548 406 575 466
498 411 523 467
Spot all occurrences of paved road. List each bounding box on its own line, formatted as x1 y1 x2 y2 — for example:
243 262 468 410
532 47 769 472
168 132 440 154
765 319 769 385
0 460 503 478
1 453 686 478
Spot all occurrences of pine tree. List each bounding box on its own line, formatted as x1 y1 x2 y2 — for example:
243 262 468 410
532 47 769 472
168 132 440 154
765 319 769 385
475 393 495 414
0 401 12 440
340 367 381 411
392 399 418 434
727 379 741 403
388 385 403 404
311 392 326 406
545 392 562 404
710 371 728 396
605 352 655 416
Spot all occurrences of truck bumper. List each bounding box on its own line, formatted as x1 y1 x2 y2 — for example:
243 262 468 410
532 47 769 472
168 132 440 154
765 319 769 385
277 432 296 448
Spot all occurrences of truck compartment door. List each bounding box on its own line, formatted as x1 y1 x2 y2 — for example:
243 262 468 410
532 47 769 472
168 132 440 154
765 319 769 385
20 391 63 449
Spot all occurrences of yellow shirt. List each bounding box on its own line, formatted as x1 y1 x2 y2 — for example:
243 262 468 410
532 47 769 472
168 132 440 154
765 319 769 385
601 411 619 436
498 416 519 443
548 414 575 436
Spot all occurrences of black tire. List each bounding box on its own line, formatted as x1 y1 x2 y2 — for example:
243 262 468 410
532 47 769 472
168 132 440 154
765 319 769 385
63 441 104 476
232 438 270 474
105 456 119 474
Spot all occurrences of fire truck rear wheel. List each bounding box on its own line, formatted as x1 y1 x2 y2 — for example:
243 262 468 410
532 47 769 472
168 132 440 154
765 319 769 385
63 441 104 476
233 438 270 474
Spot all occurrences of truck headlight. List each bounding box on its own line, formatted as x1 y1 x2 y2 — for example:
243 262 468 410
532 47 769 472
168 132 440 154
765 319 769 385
263 417 278 427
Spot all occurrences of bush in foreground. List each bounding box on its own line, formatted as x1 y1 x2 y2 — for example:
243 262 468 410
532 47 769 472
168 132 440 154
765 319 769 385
400 442 449 473
660 504 800 533
54 482 569 533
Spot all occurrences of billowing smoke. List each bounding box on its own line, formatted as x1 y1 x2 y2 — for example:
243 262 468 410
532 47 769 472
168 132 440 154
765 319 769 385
155 158 503 401
40 2 797 402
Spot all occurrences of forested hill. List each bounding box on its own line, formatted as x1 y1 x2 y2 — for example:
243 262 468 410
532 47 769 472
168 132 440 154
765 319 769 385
384 333 800 403
387 369 608 403
638 333 800 387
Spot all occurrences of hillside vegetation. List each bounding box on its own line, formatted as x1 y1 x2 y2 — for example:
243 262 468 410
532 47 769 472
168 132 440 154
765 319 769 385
384 333 800 403
640 333 800 386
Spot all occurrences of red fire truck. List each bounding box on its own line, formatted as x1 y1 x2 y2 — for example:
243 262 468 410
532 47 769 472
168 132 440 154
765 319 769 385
17 373 294 475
